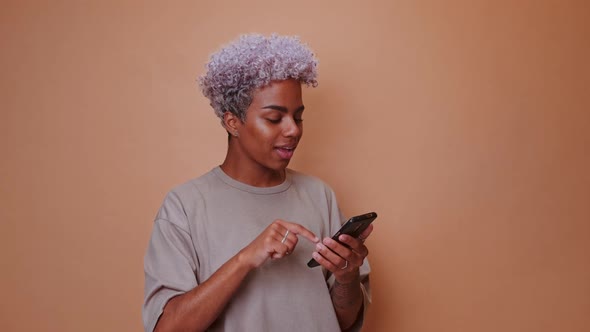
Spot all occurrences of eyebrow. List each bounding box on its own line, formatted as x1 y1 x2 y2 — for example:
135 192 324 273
261 105 305 113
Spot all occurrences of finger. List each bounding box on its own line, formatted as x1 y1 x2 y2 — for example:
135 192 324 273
270 242 291 259
338 223 373 244
278 228 291 244
358 223 374 240
271 250 289 259
275 220 319 243
315 241 350 267
311 250 344 272
279 233 298 255
321 237 366 267
272 226 298 247
264 230 289 259
337 234 369 255
271 231 299 259
270 224 291 244
283 233 299 249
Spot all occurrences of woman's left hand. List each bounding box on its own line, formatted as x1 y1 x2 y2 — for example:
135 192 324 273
312 224 373 283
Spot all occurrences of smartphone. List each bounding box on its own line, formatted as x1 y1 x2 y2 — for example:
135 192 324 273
307 212 377 268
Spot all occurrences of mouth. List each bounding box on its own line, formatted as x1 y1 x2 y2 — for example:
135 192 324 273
275 145 297 160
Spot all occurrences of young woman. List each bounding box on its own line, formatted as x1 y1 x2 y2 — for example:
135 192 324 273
143 34 373 332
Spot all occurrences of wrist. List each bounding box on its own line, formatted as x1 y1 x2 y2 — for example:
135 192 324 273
235 248 258 272
334 268 360 285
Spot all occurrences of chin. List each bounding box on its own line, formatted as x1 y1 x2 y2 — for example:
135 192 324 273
266 160 290 172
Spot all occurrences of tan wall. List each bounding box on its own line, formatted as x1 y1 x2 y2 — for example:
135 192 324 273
1 1 588 331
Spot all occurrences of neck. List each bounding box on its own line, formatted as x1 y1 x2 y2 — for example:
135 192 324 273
220 145 286 187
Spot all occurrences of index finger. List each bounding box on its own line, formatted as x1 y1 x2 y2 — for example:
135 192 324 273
276 220 319 243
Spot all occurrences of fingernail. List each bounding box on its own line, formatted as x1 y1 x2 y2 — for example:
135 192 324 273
316 243 323 251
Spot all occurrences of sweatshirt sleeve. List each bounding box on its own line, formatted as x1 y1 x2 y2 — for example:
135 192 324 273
324 187 372 332
142 192 199 332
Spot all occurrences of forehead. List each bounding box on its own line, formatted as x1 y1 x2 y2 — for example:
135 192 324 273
250 79 303 107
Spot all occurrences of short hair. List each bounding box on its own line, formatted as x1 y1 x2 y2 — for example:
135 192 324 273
198 34 318 122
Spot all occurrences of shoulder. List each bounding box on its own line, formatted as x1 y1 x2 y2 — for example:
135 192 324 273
287 169 345 228
156 169 219 230
287 168 338 200
166 168 225 201
288 168 329 187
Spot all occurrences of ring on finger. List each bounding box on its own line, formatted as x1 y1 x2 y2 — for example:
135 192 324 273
281 230 290 244
340 260 348 270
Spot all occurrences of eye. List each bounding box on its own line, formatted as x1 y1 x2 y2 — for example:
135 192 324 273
295 118 304 123
266 118 281 124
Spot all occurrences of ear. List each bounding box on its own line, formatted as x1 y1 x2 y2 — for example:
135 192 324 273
222 112 241 137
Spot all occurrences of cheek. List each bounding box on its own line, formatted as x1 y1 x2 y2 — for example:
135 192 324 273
263 121 283 135
246 121 276 144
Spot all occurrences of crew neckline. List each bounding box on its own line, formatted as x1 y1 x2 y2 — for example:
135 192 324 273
212 166 292 195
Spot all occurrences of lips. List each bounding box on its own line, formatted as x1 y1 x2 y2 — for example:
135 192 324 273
275 145 296 160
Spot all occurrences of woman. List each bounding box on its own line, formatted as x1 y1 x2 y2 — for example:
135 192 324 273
143 34 373 332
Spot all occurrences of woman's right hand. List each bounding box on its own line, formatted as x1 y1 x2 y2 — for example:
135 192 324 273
239 220 319 269
154 220 318 332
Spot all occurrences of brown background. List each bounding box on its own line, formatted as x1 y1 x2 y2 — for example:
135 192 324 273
1 1 589 331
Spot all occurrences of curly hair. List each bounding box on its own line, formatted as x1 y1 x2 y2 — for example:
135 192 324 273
198 34 318 122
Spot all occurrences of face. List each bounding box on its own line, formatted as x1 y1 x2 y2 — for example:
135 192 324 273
229 79 304 174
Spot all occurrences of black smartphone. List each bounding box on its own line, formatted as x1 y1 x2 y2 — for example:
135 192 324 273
307 212 377 268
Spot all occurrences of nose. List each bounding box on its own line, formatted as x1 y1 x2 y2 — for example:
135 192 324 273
283 117 302 138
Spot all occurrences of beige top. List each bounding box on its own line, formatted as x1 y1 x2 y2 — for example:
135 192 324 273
143 167 371 331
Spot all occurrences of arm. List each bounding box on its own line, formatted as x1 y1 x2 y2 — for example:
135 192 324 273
154 249 251 332
152 220 319 332
330 271 364 330
312 224 373 330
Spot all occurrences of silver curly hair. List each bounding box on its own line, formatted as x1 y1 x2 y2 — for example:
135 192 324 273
198 34 318 122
